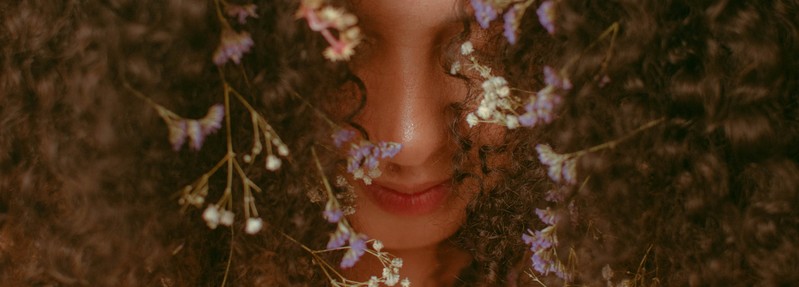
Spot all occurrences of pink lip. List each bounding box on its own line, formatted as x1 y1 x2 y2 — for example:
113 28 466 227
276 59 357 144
363 180 451 216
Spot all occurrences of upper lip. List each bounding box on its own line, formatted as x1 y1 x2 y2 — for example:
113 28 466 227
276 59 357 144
369 178 451 195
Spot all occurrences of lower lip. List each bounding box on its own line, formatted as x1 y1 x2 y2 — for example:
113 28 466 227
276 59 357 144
363 182 451 216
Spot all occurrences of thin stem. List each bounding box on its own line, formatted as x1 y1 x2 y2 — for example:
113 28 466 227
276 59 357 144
565 117 665 158
220 226 234 287
289 91 339 129
279 231 347 281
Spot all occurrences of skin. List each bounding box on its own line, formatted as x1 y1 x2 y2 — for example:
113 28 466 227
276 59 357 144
342 0 479 286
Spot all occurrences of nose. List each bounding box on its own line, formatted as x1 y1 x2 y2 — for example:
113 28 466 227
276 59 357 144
354 41 461 174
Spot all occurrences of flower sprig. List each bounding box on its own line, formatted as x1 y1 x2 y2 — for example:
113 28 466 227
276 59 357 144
536 118 665 184
522 207 569 280
470 0 541 44
297 0 362 61
458 41 566 130
309 147 410 287
332 129 402 185
212 0 258 65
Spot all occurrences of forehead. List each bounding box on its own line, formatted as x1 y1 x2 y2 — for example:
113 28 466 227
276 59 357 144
351 0 463 36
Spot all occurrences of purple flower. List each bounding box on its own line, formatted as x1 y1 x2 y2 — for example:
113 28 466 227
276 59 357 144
503 6 519 44
167 120 187 151
543 66 572 90
518 101 538 127
324 201 344 223
537 1 556 34
340 234 367 268
225 3 258 24
530 251 550 275
332 129 356 148
187 120 203 151
535 208 558 225
200 104 225 135
213 28 254 65
534 87 561 123
471 0 497 28
327 223 350 249
378 142 402 158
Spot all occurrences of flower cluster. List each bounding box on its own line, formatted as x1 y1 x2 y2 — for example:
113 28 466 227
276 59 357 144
159 104 225 151
517 66 571 128
297 0 362 61
469 0 547 44
213 2 258 65
536 0 556 35
333 129 402 185
313 149 409 286
241 101 290 172
535 144 577 184
458 41 524 129
522 207 569 280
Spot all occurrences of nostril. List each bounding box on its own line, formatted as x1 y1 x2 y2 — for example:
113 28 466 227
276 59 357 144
384 162 401 173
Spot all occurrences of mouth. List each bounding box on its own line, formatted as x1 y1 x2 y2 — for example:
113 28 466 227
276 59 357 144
362 179 452 216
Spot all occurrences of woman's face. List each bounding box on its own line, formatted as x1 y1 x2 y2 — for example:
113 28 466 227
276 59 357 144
346 0 477 250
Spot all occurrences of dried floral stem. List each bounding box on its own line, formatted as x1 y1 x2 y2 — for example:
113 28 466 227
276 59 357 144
278 230 348 281
561 22 619 78
220 226 234 287
563 117 665 159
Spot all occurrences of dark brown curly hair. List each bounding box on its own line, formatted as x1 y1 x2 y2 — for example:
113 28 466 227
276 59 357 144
541 0 799 286
1 0 797 286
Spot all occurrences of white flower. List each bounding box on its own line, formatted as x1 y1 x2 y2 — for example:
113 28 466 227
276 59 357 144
460 41 474 55
391 258 403 268
476 106 492 119
506 115 519 129
466 113 479 127
401 278 411 287
245 217 263 234
266 155 281 171
202 205 220 229
219 209 235 226
372 240 384 252
277 144 289 156
385 273 400 286
368 276 379 287
450 60 462 75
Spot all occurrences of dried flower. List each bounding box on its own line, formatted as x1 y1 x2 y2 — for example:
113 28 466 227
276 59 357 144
298 1 362 61
372 240 384 252
167 104 225 151
327 222 350 248
535 207 558 225
503 5 520 44
224 3 258 24
323 201 344 223
401 278 411 287
265 154 282 171
341 233 367 268
543 66 572 90
471 0 498 28
219 209 235 226
450 60 462 75
460 41 474 55
537 1 556 34
245 217 263 234
346 140 402 185
202 204 221 229
536 144 577 184
167 120 187 151
213 28 254 65
332 129 356 148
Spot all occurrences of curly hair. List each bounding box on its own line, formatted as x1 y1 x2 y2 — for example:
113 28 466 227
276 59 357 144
543 0 799 286
1 0 797 286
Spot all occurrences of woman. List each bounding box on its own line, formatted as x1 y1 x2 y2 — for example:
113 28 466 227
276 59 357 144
1 0 797 286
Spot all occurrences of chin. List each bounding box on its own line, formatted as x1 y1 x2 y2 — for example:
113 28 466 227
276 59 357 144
347 182 473 250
